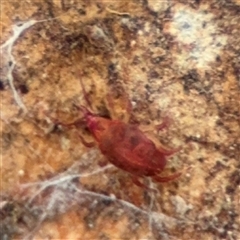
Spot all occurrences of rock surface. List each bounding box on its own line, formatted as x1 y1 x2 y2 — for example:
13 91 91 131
1 1 239 239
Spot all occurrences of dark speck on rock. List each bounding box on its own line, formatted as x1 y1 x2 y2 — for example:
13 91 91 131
0 80 5 90
18 84 29 94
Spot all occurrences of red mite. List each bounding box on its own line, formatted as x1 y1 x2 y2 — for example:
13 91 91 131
54 72 181 188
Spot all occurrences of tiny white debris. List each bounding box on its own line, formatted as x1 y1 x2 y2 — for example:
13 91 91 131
0 201 8 209
226 196 231 203
109 193 116 200
195 133 201 138
131 100 137 107
147 0 169 13
88 222 94 228
185 172 191 178
18 169 25 176
138 30 144 36
232 224 238 229
130 40 136 47
60 136 70 150
144 22 151 33
229 145 235 150
218 228 225 234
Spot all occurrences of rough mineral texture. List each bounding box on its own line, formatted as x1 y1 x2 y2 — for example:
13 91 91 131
1 1 239 240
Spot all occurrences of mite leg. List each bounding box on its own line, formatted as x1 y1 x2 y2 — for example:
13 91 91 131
131 176 157 192
106 91 132 114
153 171 181 183
98 158 109 167
141 117 171 134
157 145 182 156
77 70 93 109
155 116 171 132
49 115 84 129
78 133 95 148
105 88 132 122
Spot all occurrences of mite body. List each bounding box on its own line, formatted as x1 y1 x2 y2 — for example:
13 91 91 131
81 107 180 186
53 73 181 187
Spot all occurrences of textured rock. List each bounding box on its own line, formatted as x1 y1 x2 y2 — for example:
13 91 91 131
1 1 239 239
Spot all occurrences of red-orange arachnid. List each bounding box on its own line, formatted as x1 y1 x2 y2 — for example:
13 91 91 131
52 72 182 188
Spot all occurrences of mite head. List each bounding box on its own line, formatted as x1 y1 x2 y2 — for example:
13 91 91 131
79 105 110 142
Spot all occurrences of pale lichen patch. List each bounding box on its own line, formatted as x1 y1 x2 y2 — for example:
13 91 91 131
165 4 227 71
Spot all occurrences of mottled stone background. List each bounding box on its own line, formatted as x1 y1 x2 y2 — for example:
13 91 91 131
1 0 239 239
